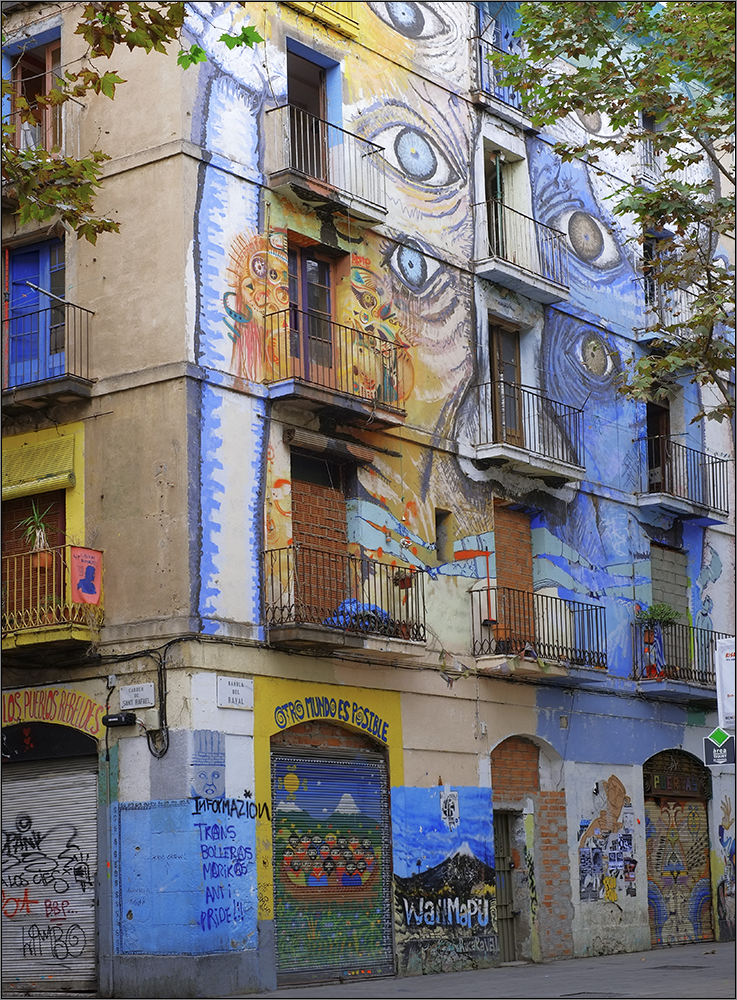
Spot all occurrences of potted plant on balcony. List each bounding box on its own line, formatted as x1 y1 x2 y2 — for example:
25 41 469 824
17 500 55 570
635 603 682 639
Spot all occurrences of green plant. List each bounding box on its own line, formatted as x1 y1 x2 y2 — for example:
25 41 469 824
16 500 54 552
635 603 683 629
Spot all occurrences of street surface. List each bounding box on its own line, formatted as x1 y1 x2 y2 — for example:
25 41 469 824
232 941 735 999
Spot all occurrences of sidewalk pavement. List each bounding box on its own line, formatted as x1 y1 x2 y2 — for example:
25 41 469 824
230 940 735 999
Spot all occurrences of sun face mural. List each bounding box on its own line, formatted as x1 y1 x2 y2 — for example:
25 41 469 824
225 230 290 382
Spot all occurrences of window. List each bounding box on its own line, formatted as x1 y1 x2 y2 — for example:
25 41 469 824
288 244 335 379
10 41 62 151
476 2 523 107
490 323 524 447
485 149 508 257
288 51 327 179
646 399 671 493
6 240 66 387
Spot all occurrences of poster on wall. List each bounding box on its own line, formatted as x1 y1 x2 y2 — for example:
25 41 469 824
578 775 637 902
715 638 735 731
70 548 102 605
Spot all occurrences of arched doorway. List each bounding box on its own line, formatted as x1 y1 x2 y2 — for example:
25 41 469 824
490 735 571 963
643 749 714 946
270 720 393 985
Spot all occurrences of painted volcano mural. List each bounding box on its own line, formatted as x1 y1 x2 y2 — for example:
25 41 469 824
391 786 498 974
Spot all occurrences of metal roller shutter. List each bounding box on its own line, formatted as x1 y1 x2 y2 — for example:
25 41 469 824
272 748 393 984
645 796 714 946
2 756 98 992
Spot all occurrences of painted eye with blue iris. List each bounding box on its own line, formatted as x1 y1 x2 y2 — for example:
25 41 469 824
382 238 443 294
380 124 460 187
367 1 448 39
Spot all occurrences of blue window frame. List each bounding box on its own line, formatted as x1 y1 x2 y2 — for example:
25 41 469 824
7 239 66 387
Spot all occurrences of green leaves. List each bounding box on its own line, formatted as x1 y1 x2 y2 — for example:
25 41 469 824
219 25 264 51
177 44 207 69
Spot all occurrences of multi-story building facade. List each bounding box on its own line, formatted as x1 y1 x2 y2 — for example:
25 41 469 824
2 2 734 996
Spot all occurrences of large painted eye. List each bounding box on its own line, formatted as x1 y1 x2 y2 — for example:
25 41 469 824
556 209 621 268
580 332 613 378
376 124 460 187
383 238 442 293
368 1 447 39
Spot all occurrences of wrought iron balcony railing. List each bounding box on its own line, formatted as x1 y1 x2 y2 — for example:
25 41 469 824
642 279 695 331
265 104 386 213
263 308 405 412
263 546 426 642
3 303 93 389
642 436 729 514
475 36 522 109
2 545 103 634
475 380 584 468
475 199 569 289
471 586 607 668
633 622 732 687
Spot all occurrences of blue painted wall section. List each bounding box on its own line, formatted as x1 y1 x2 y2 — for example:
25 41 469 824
114 798 257 955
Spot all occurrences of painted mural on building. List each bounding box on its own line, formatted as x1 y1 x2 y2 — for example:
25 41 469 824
115 797 257 955
271 754 392 976
579 775 637 902
645 798 713 945
717 795 735 941
392 786 497 974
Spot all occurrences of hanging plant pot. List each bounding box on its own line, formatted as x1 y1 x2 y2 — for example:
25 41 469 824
32 549 53 571
643 628 655 645
393 570 413 590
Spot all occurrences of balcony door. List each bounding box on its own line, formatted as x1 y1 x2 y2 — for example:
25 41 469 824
289 246 335 389
7 241 65 388
491 324 524 447
485 150 507 259
287 52 327 181
646 400 671 494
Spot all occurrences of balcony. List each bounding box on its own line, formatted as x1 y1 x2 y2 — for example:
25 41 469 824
638 281 695 343
2 545 103 663
474 381 585 484
263 308 406 425
2 302 94 413
471 586 607 679
474 199 569 302
264 105 386 223
263 545 425 659
472 36 525 124
638 436 729 521
633 622 732 703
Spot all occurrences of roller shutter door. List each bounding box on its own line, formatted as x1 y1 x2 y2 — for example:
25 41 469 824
2 756 98 992
272 748 393 984
645 796 713 946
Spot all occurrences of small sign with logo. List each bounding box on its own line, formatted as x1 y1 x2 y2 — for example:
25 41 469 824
703 727 735 767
